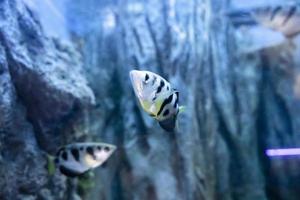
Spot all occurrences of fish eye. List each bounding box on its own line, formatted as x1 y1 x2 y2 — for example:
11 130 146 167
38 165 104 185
97 146 102 150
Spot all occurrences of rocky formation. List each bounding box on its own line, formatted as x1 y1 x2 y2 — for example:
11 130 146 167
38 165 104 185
0 0 94 199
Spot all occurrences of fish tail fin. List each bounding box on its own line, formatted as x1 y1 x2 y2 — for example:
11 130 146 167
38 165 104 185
47 154 56 176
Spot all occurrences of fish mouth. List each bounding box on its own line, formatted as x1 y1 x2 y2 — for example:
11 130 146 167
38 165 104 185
129 70 141 82
129 70 144 99
109 144 117 153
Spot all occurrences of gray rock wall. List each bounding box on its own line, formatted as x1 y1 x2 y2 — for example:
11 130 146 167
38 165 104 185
0 0 94 199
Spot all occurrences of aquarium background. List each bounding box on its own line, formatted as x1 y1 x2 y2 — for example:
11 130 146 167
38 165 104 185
0 0 300 199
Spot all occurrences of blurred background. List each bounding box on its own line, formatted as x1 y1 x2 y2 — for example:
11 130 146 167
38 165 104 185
1 0 300 199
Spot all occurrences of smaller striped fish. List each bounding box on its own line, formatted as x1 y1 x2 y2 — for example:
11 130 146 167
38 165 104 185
227 4 300 38
129 70 184 132
54 142 116 177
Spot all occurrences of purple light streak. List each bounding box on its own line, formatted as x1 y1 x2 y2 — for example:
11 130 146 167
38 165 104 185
266 148 300 157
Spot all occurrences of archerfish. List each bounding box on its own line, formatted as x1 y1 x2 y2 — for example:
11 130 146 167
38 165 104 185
129 70 183 132
226 4 300 38
54 142 116 177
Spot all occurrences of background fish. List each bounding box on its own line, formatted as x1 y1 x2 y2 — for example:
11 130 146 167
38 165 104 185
54 142 116 177
129 70 183 132
226 4 300 38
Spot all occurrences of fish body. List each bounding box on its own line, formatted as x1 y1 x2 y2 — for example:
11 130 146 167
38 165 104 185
227 4 300 38
54 142 116 177
129 70 180 132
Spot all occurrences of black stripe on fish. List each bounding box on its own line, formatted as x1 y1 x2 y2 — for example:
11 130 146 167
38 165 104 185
282 6 297 26
59 165 82 177
270 6 282 21
163 109 169 117
152 76 157 85
86 147 95 158
145 73 149 81
104 146 110 152
62 151 68 161
71 148 80 162
174 91 179 108
156 80 165 94
157 93 174 116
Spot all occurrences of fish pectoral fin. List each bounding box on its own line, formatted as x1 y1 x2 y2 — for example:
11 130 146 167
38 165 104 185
179 106 186 114
47 154 56 176
158 116 177 132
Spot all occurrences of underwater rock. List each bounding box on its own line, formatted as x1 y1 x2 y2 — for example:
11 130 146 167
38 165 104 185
0 0 94 199
0 0 95 153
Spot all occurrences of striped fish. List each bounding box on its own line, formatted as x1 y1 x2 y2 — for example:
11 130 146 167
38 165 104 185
54 142 116 177
129 70 183 132
227 4 300 38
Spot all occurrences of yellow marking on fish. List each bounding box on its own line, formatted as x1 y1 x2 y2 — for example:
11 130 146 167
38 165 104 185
140 100 151 112
84 154 100 168
140 99 163 119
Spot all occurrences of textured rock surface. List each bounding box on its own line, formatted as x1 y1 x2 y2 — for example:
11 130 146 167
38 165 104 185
0 0 94 199
1 0 300 199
